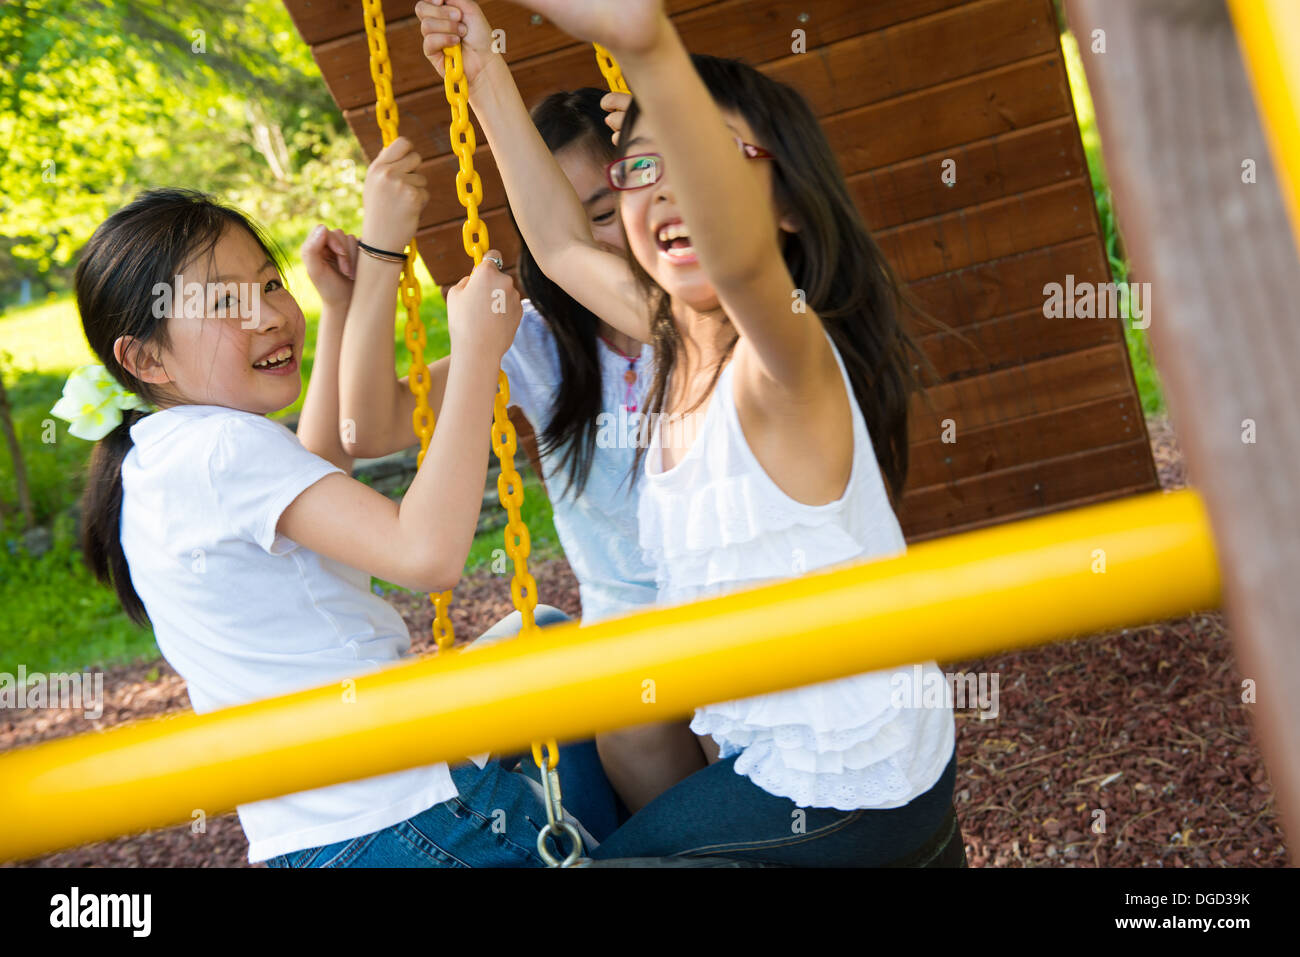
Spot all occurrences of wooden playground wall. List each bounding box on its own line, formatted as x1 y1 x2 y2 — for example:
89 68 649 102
282 0 1159 540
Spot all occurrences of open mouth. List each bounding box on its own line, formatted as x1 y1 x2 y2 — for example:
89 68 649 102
252 343 295 372
655 219 697 264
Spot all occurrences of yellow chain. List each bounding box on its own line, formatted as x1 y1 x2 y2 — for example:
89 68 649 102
442 31 578 862
593 43 630 94
442 43 541 644
361 0 454 650
357 13 626 865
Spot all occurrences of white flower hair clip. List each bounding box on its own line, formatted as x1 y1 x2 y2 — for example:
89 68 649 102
50 364 155 440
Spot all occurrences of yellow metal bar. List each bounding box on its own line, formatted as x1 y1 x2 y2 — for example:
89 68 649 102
0 489 1219 862
1229 0 1300 256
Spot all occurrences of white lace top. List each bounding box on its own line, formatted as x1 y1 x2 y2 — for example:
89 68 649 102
638 331 955 810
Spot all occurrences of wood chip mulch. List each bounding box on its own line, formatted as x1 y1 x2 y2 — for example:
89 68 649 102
1 413 1287 867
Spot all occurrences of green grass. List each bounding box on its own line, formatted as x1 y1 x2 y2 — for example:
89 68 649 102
1060 30 1165 416
0 253 563 675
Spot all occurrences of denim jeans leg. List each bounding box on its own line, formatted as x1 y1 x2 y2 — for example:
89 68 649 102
590 749 959 866
471 603 572 650
514 738 623 846
269 763 554 867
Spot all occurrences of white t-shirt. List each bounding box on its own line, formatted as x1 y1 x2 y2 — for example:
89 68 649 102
120 404 459 863
500 302 658 623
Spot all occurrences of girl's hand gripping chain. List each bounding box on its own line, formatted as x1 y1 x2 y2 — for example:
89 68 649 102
498 0 667 55
601 91 631 146
416 0 497 95
445 249 523 365
361 136 430 254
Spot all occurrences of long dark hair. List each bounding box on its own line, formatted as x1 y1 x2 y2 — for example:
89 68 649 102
74 187 289 626
623 54 960 513
507 88 625 501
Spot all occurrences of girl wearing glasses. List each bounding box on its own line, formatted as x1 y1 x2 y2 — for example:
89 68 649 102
410 2 712 819
424 0 963 865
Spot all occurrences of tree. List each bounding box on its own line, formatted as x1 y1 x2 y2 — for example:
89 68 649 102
0 0 360 287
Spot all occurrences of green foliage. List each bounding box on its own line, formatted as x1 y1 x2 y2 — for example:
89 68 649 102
0 532 159 675
0 0 361 293
1060 28 1165 415
0 355 90 527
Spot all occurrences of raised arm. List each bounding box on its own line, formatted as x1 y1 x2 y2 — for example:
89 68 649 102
417 0 650 342
296 226 359 470
336 249 453 459
507 0 830 391
337 136 453 459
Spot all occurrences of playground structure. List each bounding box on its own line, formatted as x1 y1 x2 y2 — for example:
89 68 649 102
301 0 1162 540
0 0 1296 865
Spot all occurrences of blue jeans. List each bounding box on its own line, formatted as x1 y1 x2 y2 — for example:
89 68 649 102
589 746 961 867
265 605 622 867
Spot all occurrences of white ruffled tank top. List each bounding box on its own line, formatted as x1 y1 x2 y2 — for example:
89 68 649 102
638 330 955 810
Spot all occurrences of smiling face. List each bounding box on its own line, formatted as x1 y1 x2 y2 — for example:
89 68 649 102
554 141 627 255
616 109 787 313
118 222 305 414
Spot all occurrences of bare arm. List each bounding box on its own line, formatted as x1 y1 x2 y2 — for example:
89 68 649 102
288 127 522 592
470 55 649 342
613 21 831 391
337 252 453 459
417 0 650 342
296 302 355 471
279 349 499 593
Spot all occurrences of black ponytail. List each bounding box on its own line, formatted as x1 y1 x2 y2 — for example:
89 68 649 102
80 409 152 626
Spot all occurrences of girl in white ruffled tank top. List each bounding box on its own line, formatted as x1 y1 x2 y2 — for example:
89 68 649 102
502 0 964 865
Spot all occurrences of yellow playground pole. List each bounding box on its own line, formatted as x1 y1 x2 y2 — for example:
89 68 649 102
0 489 1219 862
1228 0 1300 255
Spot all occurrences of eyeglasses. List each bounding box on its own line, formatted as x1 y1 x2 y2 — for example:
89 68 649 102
606 137 774 191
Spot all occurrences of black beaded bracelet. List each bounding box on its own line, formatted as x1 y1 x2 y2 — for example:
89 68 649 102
358 240 407 262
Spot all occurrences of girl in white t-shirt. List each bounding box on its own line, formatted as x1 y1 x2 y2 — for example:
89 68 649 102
445 0 964 866
60 143 617 866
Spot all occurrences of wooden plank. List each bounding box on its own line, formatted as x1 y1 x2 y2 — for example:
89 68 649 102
904 236 1111 331
906 394 1145 489
416 148 507 234
900 436 1156 537
914 301 1123 383
822 53 1073 175
877 176 1098 282
761 0 1059 116
416 208 518 281
905 473 1160 541
854 117 1087 231
1067 0 1300 857
906 342 1139 443
283 0 413 46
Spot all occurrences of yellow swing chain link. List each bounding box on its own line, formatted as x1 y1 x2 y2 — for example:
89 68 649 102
360 6 629 866
593 42 631 95
361 0 455 650
441 40 581 867
367 1 574 866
